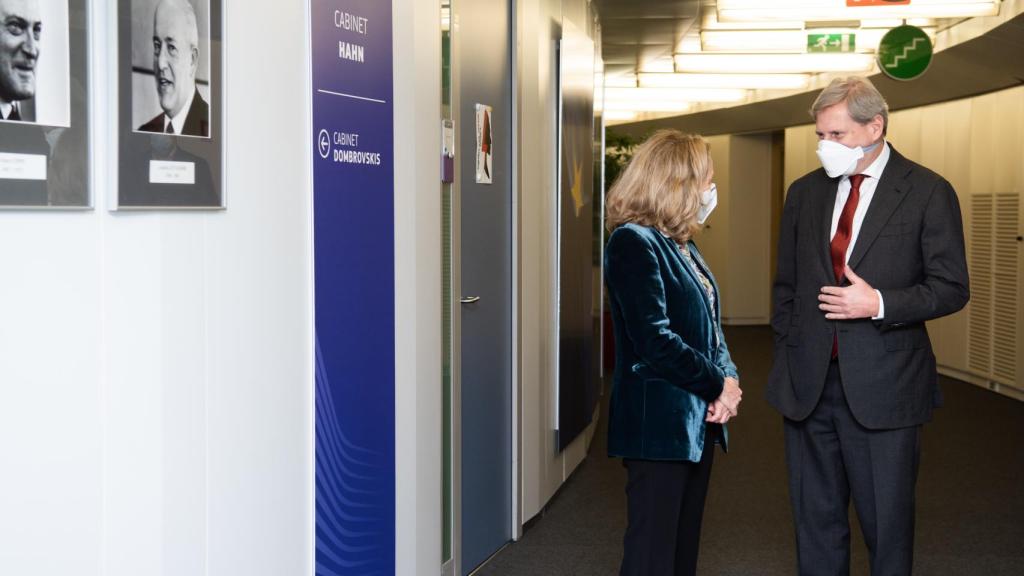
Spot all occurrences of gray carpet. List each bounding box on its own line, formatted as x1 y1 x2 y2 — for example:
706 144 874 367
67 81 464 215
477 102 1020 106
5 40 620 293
476 326 1024 575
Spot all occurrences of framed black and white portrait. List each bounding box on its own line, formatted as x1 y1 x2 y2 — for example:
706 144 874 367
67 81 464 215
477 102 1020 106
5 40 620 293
0 0 90 208
116 0 222 209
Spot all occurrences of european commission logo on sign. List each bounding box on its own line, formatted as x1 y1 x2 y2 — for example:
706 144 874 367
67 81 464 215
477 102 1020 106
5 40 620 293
878 25 933 81
846 0 911 6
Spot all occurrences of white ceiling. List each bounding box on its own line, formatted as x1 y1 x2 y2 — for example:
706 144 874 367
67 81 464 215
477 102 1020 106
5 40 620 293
593 0 702 78
591 0 1010 123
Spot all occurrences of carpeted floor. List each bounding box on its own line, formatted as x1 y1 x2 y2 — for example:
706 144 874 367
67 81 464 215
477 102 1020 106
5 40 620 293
476 326 1024 576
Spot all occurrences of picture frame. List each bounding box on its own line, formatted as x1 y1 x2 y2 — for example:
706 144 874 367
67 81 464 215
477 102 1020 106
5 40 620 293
0 0 92 209
113 0 224 209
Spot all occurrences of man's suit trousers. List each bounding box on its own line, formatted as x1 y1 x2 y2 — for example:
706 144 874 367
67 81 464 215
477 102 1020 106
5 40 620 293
784 361 921 576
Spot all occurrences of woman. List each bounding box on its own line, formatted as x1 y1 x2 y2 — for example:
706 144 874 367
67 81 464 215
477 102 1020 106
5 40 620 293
604 130 743 576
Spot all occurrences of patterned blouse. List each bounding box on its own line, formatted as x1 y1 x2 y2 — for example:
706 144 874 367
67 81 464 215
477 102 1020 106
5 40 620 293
658 230 719 342
677 242 719 345
679 241 712 313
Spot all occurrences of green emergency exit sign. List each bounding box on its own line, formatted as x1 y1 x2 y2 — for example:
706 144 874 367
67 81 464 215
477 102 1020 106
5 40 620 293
808 33 856 53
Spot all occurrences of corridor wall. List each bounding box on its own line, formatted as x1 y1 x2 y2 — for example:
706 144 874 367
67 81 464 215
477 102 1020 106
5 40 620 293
0 0 444 573
517 0 602 524
784 85 1024 399
701 134 774 326
393 0 443 572
0 1 312 574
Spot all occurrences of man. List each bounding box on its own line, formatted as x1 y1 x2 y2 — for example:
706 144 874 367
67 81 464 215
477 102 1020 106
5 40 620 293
0 0 41 122
0 0 48 205
137 0 209 137
768 76 969 575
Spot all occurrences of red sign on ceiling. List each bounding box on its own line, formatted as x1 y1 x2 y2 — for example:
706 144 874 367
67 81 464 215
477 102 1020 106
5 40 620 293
847 0 912 6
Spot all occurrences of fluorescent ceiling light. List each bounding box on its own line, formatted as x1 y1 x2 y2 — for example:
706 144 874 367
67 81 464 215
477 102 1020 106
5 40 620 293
700 27 935 53
858 18 936 28
605 74 638 88
674 52 875 74
703 29 819 53
702 8 802 29
702 10 935 31
718 0 994 4
604 100 692 113
605 87 748 103
716 0 999 22
638 73 810 90
638 56 676 74
677 35 703 53
605 111 639 122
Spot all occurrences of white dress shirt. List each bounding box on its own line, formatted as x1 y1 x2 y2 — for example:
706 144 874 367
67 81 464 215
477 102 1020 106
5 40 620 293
163 89 197 135
1 100 16 120
829 140 889 319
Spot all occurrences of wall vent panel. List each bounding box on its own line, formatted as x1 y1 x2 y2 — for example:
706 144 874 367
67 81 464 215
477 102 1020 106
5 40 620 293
967 193 1020 387
968 194 994 377
991 194 1019 384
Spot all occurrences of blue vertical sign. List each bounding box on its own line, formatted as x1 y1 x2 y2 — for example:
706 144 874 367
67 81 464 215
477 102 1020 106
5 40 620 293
311 1 394 575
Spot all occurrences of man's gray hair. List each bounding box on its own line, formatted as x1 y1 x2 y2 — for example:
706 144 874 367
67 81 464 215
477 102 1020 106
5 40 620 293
157 0 200 53
810 76 889 135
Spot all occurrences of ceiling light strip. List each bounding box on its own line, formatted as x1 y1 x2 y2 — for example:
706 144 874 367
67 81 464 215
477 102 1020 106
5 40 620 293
716 0 999 22
605 87 749 103
674 52 876 74
637 73 810 90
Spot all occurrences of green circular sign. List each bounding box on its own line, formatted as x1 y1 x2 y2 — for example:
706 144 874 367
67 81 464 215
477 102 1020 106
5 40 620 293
878 25 933 81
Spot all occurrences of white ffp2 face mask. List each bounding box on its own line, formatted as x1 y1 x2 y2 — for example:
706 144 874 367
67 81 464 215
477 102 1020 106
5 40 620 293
816 140 880 178
697 183 717 225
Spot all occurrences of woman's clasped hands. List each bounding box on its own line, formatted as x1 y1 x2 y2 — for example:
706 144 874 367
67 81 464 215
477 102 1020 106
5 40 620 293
706 377 742 424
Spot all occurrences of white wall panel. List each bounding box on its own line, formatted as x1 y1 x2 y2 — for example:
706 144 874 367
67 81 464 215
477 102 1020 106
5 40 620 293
886 106 923 158
393 0 442 572
783 124 818 195
518 0 600 524
918 97 971 374
1 1 314 574
204 0 312 572
0 216 102 575
701 136 731 299
694 134 773 325
726 134 772 324
517 0 557 521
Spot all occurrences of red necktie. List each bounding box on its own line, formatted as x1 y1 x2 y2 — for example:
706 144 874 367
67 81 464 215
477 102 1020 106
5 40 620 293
830 174 866 358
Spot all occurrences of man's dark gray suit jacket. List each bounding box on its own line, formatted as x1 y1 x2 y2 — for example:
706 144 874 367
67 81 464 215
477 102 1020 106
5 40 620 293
138 89 210 137
767 146 970 430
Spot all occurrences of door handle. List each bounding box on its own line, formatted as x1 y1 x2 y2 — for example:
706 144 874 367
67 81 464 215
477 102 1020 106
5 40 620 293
460 296 481 304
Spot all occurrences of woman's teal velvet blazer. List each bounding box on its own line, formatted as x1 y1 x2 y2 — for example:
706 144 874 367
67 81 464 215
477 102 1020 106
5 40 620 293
604 223 739 462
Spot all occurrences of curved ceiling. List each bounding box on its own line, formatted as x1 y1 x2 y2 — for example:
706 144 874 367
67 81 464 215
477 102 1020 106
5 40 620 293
605 6 1024 138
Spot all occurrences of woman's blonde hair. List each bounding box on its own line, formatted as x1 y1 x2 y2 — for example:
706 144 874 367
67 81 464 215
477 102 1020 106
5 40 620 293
605 130 711 244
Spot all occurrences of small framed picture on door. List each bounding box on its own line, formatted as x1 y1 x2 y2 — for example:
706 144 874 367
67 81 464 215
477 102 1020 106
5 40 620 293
475 103 492 185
